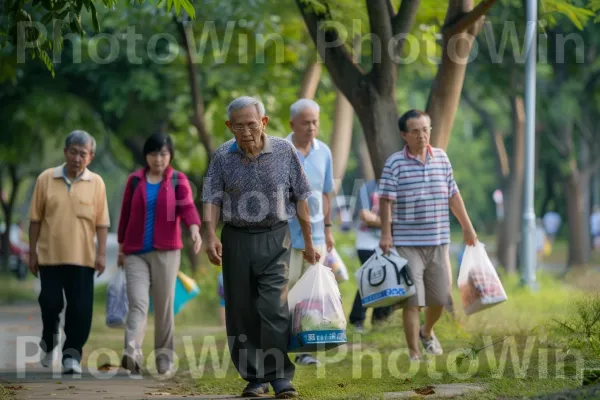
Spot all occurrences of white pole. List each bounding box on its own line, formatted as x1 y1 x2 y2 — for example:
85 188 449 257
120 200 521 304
522 0 538 289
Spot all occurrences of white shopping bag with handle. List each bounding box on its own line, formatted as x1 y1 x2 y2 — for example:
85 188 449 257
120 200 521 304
355 247 416 308
458 242 507 315
287 263 347 352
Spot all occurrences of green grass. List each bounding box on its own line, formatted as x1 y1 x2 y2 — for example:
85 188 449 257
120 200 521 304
0 274 38 304
6 230 598 399
0 385 14 400
74 230 599 399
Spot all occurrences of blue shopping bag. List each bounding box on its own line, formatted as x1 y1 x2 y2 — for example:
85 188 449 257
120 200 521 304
149 271 200 315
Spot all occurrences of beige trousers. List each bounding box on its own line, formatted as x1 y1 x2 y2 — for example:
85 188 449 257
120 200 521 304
287 244 328 290
123 250 180 365
395 245 452 308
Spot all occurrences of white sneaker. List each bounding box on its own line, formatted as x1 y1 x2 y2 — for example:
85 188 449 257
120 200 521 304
62 358 82 374
40 351 55 368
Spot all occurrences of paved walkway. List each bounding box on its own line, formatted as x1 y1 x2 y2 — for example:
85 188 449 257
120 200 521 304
0 304 249 399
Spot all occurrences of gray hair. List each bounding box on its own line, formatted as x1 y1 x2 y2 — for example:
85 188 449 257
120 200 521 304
226 96 266 120
65 130 96 153
290 98 320 120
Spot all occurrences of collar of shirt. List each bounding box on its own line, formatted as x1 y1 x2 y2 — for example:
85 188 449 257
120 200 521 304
285 132 320 154
403 144 434 161
53 163 92 185
229 134 273 155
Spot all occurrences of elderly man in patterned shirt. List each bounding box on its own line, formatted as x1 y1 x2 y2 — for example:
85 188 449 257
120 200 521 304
202 96 320 399
379 109 478 361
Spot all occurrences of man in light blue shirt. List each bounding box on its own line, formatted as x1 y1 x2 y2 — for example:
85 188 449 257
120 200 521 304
286 98 335 365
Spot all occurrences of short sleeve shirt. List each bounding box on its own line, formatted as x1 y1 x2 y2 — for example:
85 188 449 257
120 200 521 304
28 164 110 268
201 135 312 227
377 146 458 247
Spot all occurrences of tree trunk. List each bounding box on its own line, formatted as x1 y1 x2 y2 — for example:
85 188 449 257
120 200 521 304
298 61 322 99
498 96 525 274
176 17 215 159
428 0 496 149
354 92 403 178
356 129 376 181
296 0 497 176
123 137 146 166
565 164 587 266
580 140 592 262
330 88 355 192
593 171 600 207
540 162 557 215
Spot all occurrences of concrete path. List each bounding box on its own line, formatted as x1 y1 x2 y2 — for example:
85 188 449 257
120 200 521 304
0 304 249 399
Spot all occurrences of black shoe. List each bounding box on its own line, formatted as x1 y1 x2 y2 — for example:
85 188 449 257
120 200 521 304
121 355 141 374
271 378 298 399
241 382 269 398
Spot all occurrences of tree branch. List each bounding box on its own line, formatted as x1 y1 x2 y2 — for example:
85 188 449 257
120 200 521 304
583 158 600 181
443 0 498 36
546 131 569 157
0 167 6 215
585 69 600 92
296 0 365 99
391 0 421 56
575 119 594 146
366 0 395 96
386 0 395 19
175 15 215 159
7 164 19 213
462 90 510 178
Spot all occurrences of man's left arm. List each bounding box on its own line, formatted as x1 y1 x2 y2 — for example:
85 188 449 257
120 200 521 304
323 151 335 252
95 178 110 276
289 146 318 263
446 157 477 246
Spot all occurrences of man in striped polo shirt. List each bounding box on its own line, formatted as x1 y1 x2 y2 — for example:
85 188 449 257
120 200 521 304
378 109 477 361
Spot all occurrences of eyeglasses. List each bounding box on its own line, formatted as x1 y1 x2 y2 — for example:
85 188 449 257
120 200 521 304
231 123 262 134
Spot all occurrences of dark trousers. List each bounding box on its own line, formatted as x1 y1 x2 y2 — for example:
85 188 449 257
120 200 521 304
221 223 295 383
349 249 393 325
38 265 95 362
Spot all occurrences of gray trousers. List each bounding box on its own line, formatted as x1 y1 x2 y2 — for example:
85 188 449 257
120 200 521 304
123 250 180 366
221 223 295 383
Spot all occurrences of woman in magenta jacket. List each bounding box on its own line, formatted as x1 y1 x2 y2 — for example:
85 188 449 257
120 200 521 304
117 133 201 376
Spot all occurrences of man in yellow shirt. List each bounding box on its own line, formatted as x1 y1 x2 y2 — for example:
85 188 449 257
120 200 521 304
28 130 110 374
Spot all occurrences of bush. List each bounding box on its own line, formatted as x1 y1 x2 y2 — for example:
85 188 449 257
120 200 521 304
553 294 600 359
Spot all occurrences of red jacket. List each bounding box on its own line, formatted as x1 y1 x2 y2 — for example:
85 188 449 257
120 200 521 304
117 166 201 254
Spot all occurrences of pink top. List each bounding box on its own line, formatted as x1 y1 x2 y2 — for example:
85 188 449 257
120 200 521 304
117 165 201 254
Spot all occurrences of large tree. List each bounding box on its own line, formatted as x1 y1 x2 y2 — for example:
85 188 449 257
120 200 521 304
296 0 498 174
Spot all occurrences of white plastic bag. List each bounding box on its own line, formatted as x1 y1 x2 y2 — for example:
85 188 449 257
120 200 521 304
287 263 347 352
106 269 128 328
323 248 349 283
355 247 416 308
458 242 507 315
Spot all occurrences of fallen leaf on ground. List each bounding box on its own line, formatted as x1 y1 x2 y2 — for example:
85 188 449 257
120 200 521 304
414 386 436 396
4 385 23 390
97 363 119 371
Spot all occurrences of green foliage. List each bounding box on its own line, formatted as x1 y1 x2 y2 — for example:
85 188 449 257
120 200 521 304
553 295 600 359
542 0 597 29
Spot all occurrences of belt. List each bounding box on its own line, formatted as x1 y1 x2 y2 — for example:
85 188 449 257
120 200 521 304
224 220 288 233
